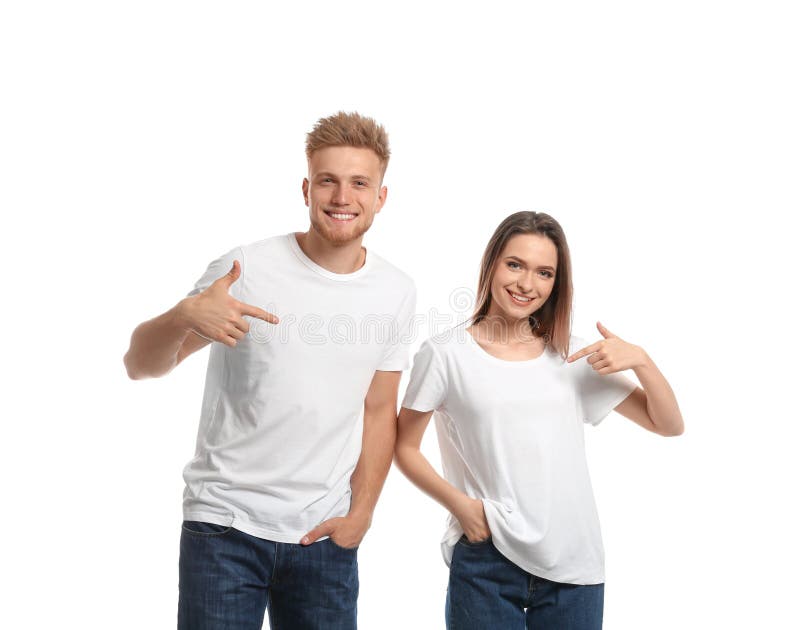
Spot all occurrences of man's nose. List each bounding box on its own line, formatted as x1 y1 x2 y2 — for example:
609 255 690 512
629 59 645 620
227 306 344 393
331 185 351 206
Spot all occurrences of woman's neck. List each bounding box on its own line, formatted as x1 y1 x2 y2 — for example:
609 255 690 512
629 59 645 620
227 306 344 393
474 305 539 346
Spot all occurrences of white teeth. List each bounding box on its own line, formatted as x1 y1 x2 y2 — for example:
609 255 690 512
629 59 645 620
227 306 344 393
511 292 532 302
328 212 356 220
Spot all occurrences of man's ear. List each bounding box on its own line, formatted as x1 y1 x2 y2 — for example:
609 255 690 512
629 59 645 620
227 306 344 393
375 185 388 213
302 178 310 206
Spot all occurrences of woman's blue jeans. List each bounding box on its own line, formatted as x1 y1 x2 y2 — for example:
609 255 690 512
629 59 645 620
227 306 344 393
446 536 604 630
178 521 359 630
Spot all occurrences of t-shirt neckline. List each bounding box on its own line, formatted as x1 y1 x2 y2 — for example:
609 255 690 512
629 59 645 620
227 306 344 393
286 232 372 282
463 327 550 366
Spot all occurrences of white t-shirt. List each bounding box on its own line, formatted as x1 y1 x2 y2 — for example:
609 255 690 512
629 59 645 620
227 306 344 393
182 233 416 543
401 325 637 585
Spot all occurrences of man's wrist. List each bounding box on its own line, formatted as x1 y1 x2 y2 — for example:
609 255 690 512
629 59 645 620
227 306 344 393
346 507 373 529
171 298 194 333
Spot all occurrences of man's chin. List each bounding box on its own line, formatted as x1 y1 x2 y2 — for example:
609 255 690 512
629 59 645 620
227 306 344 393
313 220 369 245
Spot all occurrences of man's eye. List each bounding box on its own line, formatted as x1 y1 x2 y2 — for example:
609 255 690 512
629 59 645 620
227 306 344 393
355 181 367 187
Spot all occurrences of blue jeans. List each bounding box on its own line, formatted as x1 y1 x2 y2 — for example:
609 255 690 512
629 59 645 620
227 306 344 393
446 536 604 630
178 521 359 630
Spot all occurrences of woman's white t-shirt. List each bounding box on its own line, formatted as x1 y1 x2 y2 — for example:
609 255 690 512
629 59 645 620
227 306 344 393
401 325 637 585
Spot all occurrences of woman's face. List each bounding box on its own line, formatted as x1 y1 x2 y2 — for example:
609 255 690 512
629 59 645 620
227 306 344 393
487 233 558 323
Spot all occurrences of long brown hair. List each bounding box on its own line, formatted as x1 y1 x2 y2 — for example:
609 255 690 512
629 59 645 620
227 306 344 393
472 211 573 359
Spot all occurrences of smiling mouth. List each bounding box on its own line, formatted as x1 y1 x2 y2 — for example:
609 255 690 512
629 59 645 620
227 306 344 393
506 289 534 305
324 210 358 222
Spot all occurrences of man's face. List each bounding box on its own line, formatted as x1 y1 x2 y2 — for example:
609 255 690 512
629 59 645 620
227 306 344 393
302 146 387 244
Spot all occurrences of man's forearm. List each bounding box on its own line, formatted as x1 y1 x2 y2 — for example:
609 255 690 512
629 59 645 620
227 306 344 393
347 402 397 524
124 302 190 380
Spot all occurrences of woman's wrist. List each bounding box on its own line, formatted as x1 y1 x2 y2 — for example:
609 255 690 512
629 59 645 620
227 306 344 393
450 494 479 520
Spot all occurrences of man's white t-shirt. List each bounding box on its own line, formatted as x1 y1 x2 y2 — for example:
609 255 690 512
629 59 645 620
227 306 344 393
182 233 416 543
402 326 636 585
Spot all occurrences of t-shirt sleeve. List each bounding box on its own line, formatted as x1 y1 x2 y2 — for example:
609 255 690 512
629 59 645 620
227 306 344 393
569 337 637 426
573 356 638 426
376 282 417 372
401 339 447 412
187 247 245 300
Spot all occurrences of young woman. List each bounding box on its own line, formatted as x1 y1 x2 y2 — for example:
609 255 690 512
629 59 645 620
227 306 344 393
395 211 683 630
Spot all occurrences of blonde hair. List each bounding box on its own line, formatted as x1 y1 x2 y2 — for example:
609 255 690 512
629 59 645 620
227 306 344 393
472 211 574 359
305 111 390 174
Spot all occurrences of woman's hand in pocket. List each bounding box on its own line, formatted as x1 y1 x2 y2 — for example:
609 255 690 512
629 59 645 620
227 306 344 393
453 496 491 543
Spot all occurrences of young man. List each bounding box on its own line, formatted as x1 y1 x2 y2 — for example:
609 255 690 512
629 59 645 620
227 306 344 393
124 112 416 630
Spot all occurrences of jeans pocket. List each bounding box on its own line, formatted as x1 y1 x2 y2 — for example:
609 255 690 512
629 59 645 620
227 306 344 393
457 534 492 548
327 536 359 552
181 520 233 536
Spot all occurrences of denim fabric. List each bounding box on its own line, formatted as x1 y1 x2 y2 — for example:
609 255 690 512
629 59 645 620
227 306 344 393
178 521 358 630
446 536 604 630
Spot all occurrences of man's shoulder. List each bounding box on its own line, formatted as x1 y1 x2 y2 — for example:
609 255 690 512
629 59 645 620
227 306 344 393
223 234 294 269
368 251 416 293
239 233 290 255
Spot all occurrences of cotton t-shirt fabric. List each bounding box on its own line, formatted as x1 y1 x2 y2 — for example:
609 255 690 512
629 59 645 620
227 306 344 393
182 233 416 543
401 326 637 585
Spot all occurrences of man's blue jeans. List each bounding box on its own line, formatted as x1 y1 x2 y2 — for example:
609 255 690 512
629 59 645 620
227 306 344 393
178 521 359 630
446 536 604 630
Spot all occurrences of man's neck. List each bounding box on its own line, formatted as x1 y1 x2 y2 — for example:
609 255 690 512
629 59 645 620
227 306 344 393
295 228 366 274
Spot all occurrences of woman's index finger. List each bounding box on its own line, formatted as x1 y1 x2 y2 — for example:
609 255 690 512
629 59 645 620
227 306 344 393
567 340 601 363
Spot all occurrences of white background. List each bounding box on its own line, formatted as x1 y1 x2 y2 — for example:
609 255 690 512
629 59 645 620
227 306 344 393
2 1 799 628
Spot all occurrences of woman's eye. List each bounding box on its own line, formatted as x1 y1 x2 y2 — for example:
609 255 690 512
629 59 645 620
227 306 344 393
539 270 554 278
507 262 521 270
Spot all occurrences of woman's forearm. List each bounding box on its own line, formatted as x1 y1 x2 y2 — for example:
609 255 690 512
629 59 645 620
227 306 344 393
633 352 684 436
394 444 473 518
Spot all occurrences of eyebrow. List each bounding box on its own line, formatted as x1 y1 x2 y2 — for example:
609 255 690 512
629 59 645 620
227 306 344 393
315 172 373 182
505 255 556 271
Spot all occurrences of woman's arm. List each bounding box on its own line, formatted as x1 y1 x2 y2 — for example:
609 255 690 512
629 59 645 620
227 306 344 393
568 322 684 437
394 407 490 542
614 368 683 436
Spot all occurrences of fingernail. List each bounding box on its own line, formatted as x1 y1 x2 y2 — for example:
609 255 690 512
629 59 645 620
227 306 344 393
301 536 308 544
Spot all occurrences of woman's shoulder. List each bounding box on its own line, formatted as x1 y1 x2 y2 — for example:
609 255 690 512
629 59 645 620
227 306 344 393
416 326 471 358
427 325 473 346
567 334 590 355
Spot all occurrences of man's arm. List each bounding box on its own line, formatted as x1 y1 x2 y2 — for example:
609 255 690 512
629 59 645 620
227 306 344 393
123 305 208 380
301 369 401 548
123 260 277 380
